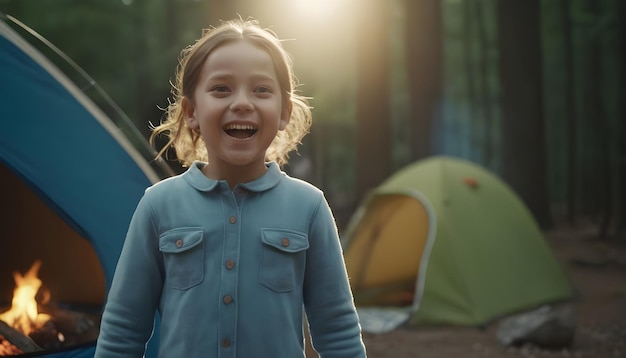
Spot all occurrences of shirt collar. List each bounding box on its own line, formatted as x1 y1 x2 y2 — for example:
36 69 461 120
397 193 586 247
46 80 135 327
183 161 283 192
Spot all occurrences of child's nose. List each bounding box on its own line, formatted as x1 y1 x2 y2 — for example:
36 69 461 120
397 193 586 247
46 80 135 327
230 90 254 112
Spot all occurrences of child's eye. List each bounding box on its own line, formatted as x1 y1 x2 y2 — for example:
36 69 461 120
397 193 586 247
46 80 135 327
255 86 272 94
211 85 230 93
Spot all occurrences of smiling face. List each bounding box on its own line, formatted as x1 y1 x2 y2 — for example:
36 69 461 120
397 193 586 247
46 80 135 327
183 40 291 184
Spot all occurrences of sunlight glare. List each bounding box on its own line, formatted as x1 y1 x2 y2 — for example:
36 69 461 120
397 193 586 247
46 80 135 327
293 0 342 20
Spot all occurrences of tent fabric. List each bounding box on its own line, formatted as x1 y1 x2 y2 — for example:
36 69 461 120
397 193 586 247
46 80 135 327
0 17 161 357
30 345 96 358
343 156 573 330
0 18 159 286
344 191 437 307
343 190 437 333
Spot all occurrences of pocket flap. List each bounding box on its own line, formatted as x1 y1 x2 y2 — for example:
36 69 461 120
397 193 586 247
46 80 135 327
261 229 309 253
159 228 204 253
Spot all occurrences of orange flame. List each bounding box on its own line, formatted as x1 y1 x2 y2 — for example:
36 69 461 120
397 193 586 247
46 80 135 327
0 260 51 336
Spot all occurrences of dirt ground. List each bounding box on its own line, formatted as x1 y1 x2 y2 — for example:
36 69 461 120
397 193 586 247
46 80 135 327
308 219 626 358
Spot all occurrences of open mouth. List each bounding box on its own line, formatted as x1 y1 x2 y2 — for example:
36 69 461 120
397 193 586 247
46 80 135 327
224 124 257 139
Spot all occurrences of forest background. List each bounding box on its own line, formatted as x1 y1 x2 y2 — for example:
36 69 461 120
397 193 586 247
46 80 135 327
1 0 624 239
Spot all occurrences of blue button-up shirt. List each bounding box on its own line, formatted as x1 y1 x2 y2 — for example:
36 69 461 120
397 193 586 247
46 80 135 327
95 162 366 357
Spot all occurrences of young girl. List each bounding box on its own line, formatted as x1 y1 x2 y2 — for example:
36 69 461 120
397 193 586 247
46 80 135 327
94 19 366 357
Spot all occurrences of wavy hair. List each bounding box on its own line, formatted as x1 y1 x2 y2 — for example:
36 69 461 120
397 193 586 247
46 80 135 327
150 19 312 167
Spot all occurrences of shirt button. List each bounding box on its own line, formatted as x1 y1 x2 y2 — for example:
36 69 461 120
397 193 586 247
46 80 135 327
236 188 245 195
222 339 231 348
281 238 290 247
175 239 183 248
229 216 236 224
225 260 235 269
223 295 233 304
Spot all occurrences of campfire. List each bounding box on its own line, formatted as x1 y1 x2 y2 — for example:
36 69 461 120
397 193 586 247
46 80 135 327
0 261 101 356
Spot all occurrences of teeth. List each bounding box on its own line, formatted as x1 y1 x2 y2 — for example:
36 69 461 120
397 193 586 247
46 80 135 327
224 124 256 131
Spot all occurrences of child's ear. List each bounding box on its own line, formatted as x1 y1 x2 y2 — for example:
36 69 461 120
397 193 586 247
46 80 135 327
279 101 292 131
182 97 198 129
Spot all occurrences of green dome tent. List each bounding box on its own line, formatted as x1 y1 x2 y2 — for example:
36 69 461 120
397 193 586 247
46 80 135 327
343 156 573 331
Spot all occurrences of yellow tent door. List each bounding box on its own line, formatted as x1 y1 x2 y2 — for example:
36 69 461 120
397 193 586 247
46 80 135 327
344 193 433 306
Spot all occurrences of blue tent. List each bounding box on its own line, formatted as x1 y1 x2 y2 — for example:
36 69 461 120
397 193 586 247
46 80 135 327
0 14 165 357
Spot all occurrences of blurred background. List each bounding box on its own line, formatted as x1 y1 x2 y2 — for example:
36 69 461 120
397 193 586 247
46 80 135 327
1 0 624 237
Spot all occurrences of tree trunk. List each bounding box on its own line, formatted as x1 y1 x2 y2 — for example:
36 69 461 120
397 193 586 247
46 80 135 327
560 0 578 225
619 0 626 238
475 0 494 168
584 0 611 239
355 1 392 199
404 0 443 161
462 0 478 159
497 0 553 229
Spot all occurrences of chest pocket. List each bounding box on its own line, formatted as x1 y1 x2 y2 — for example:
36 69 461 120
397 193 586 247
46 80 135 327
159 228 205 290
259 229 309 293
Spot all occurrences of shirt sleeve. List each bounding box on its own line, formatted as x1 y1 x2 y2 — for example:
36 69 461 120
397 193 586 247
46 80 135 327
95 194 164 358
303 194 367 357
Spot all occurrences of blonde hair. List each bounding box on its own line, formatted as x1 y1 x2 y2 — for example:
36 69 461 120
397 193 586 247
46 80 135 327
150 19 312 167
